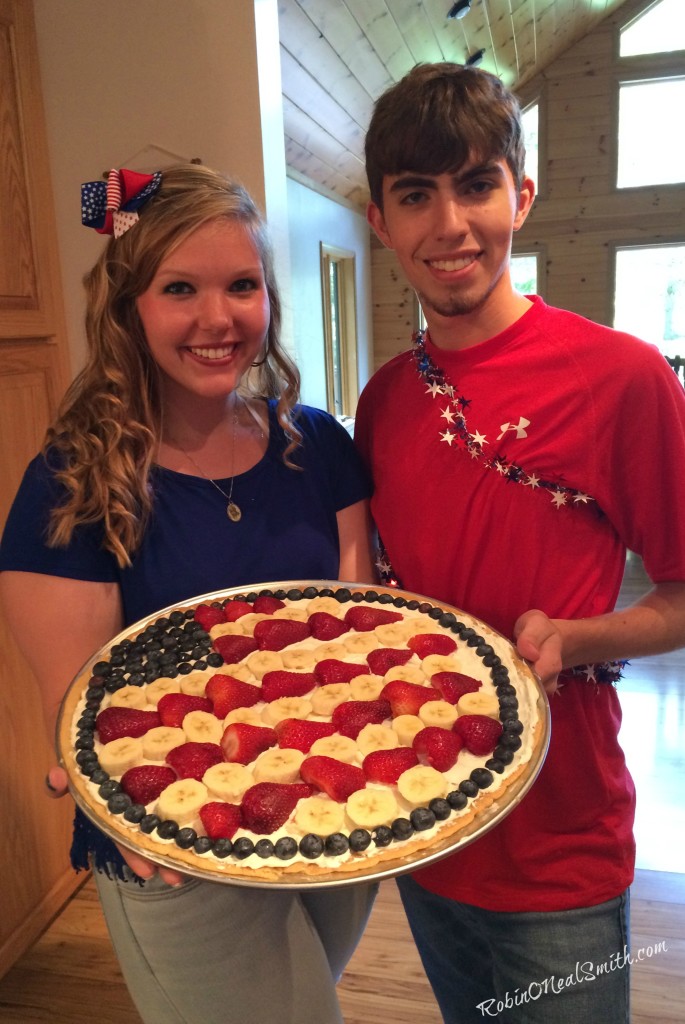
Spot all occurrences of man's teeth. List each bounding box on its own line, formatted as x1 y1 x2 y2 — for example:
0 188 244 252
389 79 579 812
190 346 234 360
429 256 476 271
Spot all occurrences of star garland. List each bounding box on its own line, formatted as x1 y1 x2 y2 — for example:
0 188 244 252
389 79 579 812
413 330 600 513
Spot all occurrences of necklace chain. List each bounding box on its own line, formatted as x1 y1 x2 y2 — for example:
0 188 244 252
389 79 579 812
173 399 243 522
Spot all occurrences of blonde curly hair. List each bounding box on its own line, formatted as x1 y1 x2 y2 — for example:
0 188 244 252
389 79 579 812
45 164 301 568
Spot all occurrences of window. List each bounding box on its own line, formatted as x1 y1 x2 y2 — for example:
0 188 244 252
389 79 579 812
320 244 358 418
620 0 685 57
521 101 539 189
613 243 685 358
617 77 685 187
511 252 540 297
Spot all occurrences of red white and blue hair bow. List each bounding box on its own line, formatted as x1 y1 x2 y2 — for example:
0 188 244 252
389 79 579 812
81 168 162 238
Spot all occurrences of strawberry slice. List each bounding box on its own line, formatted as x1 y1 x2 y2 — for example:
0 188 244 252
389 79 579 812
413 726 464 771
253 595 286 614
300 755 366 802
157 692 213 728
343 606 403 632
380 679 436 717
221 722 278 764
194 604 225 630
212 634 259 664
431 671 482 704
314 659 369 685
205 674 262 718
96 706 161 743
362 747 419 784
166 741 223 781
241 782 312 834
120 764 176 804
307 611 348 640
366 647 413 675
224 599 254 622
407 633 458 659
453 714 503 756
331 698 391 739
254 618 310 651
261 670 317 702
199 801 243 840
274 718 336 753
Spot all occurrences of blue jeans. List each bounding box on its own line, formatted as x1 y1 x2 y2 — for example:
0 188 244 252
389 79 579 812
396 875 630 1024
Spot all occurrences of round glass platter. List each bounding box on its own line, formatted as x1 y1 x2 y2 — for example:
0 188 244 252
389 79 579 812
57 580 550 889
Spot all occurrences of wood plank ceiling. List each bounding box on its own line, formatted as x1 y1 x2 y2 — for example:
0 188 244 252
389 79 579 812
279 0 633 209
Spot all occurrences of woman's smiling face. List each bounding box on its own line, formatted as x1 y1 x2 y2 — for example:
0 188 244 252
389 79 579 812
136 218 270 405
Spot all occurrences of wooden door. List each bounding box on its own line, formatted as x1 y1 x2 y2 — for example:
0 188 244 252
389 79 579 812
0 0 77 977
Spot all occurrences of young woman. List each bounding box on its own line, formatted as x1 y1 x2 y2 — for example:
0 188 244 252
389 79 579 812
0 164 376 1024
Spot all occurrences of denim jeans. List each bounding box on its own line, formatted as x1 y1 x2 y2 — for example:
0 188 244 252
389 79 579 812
396 874 630 1024
94 868 378 1024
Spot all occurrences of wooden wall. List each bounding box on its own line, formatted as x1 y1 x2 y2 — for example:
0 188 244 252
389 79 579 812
369 0 685 370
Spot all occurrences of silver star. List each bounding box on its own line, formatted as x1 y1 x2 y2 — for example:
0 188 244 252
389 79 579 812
525 474 540 488
425 381 444 397
551 490 567 508
573 492 593 504
440 406 456 423
470 430 487 447
440 430 456 445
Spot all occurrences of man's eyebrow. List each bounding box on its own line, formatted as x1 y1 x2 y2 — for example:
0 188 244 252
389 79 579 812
388 174 438 193
387 163 505 193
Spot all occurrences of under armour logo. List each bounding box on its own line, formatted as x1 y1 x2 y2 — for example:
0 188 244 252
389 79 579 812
497 416 530 440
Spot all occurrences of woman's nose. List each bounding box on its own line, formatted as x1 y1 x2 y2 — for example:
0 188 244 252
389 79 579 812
197 292 233 331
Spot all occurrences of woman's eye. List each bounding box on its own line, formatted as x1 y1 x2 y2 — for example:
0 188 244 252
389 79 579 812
230 278 258 292
163 281 193 295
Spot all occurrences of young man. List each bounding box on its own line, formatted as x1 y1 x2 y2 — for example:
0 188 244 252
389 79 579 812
355 63 685 1023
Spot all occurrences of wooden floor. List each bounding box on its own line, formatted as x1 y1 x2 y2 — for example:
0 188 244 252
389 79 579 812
1 555 683 1022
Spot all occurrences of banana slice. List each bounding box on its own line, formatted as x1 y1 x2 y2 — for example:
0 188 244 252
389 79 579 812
246 650 284 678
202 762 254 801
273 606 310 622
312 643 349 663
261 696 313 726
306 596 345 615
156 778 208 825
421 654 462 678
142 725 186 761
418 700 459 728
400 618 437 638
310 683 350 716
252 747 305 783
456 691 500 718
209 621 246 638
309 734 359 763
281 648 317 671
145 677 182 705
397 765 447 807
219 662 255 683
108 685 149 710
342 634 379 655
373 623 409 646
223 706 264 727
391 714 425 746
99 736 143 776
383 664 426 685
349 674 386 701
179 670 211 698
182 709 223 744
356 723 401 756
346 788 399 828
294 796 344 835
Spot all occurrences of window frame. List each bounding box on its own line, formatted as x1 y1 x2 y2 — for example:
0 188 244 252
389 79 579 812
320 242 359 418
608 236 685 347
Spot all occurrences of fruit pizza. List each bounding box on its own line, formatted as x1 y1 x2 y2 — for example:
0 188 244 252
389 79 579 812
59 582 548 886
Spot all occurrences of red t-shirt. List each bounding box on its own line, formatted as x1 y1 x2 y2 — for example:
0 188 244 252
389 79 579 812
355 296 685 911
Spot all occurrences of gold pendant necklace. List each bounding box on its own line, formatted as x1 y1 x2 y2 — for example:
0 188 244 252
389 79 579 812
174 401 242 522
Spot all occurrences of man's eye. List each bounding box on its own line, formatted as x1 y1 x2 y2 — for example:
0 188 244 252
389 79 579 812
399 191 426 206
163 281 193 295
467 180 495 195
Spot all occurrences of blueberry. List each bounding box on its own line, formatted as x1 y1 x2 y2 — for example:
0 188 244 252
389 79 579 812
485 758 505 774
206 653 224 668
350 591 364 602
503 718 524 735
410 807 436 831
499 732 522 751
392 596 408 608
89 768 109 785
438 612 457 628
493 746 514 765
500 707 520 722
193 836 213 855
107 792 132 814
476 644 494 658
233 837 255 860
428 798 452 821
483 653 501 668
300 834 325 859
92 661 112 676
124 803 147 824
447 790 468 811
98 780 121 800
405 600 420 610
175 827 197 849
364 590 379 602
286 588 303 601
458 627 476 642
254 839 275 859
140 813 161 834
334 588 352 603
459 779 479 798
496 683 517 697
373 825 393 847
178 662 194 675
324 833 350 856
428 606 443 620
499 695 519 710
349 829 372 852
157 820 179 840
418 602 433 614
466 634 484 648
75 734 95 751
213 838 233 858
169 611 186 627
470 768 494 789
377 592 393 604
274 837 298 860
391 818 414 841
75 749 98 768
85 685 105 702
302 587 319 599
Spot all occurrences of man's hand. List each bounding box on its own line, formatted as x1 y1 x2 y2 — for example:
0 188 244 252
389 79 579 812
512 609 563 694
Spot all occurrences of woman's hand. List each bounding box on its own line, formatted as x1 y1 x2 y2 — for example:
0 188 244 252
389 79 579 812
512 609 563 694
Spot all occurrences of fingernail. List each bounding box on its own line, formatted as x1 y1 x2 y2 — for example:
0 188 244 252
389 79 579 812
45 774 57 793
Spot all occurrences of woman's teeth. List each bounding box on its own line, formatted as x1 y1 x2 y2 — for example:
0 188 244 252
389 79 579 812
189 346 234 360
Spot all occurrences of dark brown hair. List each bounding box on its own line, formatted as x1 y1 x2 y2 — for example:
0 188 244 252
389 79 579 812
365 63 526 208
